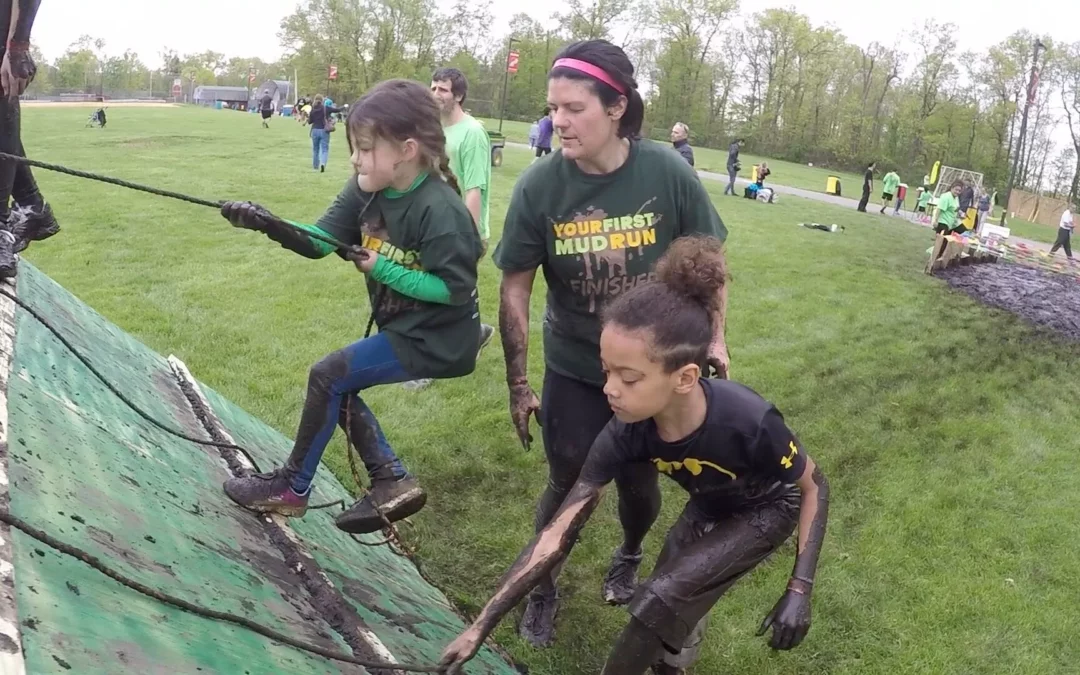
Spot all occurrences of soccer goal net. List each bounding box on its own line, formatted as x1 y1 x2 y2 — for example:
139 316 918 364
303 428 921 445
933 166 984 198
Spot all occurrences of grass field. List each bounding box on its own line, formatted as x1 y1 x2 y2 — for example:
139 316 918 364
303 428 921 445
21 104 1080 674
1001 217 1062 246
476 116 868 193
475 116 1069 249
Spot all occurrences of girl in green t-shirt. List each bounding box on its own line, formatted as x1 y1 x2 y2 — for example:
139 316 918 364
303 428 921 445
217 80 484 536
933 181 965 234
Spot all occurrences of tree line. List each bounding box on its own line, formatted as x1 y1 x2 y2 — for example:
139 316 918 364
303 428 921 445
27 2 1080 200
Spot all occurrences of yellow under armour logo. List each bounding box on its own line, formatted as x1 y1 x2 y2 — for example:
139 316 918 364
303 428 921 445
652 458 736 480
780 441 799 469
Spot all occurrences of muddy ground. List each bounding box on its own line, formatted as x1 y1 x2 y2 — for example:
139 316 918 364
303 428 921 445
938 262 1080 341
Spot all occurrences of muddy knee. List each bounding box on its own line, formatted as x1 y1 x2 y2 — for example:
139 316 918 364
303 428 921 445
308 350 349 392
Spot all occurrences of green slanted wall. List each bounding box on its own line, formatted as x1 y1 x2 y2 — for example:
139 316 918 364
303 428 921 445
2 261 515 674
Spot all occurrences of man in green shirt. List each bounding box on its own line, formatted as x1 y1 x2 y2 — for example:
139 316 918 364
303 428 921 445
880 169 901 214
411 67 494 392
431 67 492 255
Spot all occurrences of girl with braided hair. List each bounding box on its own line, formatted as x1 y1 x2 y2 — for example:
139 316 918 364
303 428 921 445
219 79 483 534
443 237 829 675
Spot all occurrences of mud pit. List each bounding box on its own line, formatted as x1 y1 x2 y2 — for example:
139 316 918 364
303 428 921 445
938 262 1080 341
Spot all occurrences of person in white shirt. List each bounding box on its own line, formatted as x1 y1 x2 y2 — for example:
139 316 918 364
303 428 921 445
1051 207 1075 261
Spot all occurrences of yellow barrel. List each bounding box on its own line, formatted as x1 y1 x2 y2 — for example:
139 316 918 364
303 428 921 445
751 165 759 183
826 176 840 195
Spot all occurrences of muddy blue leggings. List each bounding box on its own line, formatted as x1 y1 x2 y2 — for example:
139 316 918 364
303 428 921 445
285 333 412 493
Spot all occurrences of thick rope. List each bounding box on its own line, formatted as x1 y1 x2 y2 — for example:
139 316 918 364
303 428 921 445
0 151 352 252
0 510 442 673
0 287 263 456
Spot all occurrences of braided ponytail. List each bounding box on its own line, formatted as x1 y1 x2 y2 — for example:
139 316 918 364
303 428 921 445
437 150 462 196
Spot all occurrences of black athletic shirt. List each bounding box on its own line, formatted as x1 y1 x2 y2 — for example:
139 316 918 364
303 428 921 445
863 168 873 191
579 379 806 518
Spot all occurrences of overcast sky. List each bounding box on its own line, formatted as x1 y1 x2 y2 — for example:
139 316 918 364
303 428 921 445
36 0 1079 67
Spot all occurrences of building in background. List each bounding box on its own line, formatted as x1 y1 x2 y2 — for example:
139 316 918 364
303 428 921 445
254 80 292 111
192 85 249 109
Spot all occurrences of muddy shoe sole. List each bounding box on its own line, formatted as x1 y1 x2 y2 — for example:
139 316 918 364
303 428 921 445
224 495 308 518
221 477 309 518
334 487 427 534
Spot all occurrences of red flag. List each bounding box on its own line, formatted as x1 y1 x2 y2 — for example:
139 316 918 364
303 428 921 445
1027 69 1040 105
328 65 338 81
507 51 519 74
248 68 256 85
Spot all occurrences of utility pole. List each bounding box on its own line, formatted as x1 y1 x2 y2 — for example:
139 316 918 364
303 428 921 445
498 37 519 134
1000 38 1046 226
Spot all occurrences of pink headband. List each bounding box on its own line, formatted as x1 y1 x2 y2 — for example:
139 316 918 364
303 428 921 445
552 58 628 96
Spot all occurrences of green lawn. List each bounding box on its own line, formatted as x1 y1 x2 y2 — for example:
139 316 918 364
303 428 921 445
22 104 1080 675
1001 216 1060 246
475 115 868 192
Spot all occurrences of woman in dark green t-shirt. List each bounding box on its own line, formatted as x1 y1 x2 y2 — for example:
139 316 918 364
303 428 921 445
217 80 483 536
493 38 730 647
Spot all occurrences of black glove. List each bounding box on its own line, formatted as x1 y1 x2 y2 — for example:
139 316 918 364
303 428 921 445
220 201 322 258
756 588 811 650
220 201 274 232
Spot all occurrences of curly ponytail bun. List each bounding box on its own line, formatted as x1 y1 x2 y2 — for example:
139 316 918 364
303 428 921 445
603 234 727 373
654 235 727 319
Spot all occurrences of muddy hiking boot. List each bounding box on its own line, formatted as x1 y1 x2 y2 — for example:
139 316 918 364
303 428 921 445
519 586 559 647
334 473 427 534
223 469 309 517
0 228 18 281
478 323 495 357
11 202 60 253
602 546 643 606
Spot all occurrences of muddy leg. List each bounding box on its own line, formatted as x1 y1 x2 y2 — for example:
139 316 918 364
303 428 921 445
599 617 667 675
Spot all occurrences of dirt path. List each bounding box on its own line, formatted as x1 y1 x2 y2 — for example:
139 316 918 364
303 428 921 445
506 141 1052 253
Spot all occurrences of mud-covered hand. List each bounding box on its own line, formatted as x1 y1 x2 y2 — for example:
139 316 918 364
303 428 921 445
756 588 811 650
346 248 378 274
508 379 541 451
0 48 36 98
707 335 730 380
220 201 275 232
439 626 484 675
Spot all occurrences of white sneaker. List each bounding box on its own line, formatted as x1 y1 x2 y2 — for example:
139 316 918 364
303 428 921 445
401 378 433 392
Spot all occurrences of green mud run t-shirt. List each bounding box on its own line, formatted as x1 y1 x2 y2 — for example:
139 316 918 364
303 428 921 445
883 172 900 195
444 114 492 240
936 192 960 228
494 139 728 386
317 175 482 379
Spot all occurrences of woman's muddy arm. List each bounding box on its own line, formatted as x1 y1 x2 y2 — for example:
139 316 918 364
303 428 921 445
499 268 537 385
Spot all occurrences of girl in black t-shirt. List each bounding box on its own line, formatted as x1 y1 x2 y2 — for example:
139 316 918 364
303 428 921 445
217 80 483 536
442 236 830 675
